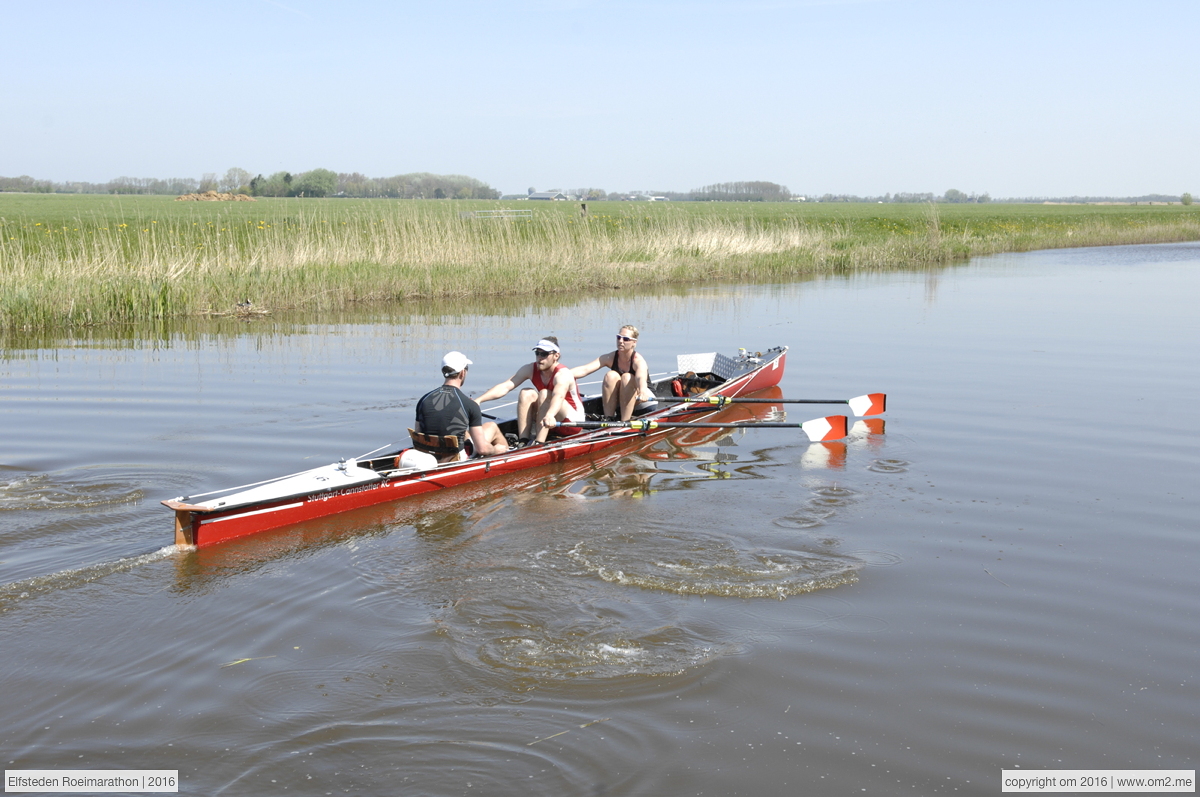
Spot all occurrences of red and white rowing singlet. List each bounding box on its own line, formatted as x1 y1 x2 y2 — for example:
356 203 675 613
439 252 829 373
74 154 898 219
531 363 584 422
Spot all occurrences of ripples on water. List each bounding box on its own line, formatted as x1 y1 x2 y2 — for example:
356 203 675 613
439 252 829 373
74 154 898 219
867 457 910 473
0 352 909 792
335 433 880 685
567 530 861 599
3 243 1198 795
0 465 144 512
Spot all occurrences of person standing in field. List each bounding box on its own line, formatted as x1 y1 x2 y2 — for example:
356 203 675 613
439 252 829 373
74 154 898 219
477 337 584 445
571 325 654 421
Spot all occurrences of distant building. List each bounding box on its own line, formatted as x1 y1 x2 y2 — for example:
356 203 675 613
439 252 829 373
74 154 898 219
528 191 571 200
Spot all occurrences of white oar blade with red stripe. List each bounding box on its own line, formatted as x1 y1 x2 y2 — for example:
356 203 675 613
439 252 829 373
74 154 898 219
847 393 886 417
801 415 849 442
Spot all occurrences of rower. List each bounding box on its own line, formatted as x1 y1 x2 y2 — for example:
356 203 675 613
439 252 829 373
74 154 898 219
571 324 656 421
476 336 585 444
411 351 508 462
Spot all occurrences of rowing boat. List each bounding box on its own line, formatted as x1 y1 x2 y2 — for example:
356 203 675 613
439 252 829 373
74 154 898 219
163 346 810 547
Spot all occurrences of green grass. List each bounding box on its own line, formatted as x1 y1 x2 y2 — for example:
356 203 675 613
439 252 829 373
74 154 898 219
2 193 1198 330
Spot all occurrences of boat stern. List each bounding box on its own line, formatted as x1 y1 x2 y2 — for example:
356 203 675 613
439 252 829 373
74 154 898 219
162 499 207 546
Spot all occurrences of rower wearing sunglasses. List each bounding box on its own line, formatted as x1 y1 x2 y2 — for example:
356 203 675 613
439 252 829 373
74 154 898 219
571 325 655 422
477 336 585 445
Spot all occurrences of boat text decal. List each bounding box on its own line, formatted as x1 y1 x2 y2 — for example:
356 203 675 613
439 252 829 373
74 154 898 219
308 482 381 503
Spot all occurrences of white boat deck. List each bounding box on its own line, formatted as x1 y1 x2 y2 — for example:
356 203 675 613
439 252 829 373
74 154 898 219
195 460 382 511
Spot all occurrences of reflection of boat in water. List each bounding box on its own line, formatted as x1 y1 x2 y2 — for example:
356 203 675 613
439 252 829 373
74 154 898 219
164 347 810 548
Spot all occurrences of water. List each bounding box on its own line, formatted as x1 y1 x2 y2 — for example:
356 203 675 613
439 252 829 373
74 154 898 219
2 243 1197 795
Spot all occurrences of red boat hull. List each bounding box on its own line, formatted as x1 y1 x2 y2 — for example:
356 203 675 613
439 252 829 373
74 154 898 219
168 348 787 547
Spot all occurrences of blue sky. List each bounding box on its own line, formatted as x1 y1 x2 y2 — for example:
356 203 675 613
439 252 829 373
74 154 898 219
3 0 1195 197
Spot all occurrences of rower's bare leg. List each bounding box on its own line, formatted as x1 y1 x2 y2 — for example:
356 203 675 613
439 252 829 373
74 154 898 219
532 388 553 443
482 421 509 453
517 389 538 440
602 371 621 418
617 374 638 421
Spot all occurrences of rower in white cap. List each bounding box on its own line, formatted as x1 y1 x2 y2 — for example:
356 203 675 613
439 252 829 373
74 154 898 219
476 335 585 445
412 351 509 462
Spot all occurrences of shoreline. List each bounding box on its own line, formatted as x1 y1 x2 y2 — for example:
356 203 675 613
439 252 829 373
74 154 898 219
3 195 1198 331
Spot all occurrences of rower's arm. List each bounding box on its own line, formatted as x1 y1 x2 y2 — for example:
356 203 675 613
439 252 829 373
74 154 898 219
570 354 607 380
476 380 514 403
477 364 530 403
634 353 652 399
469 424 499 456
540 371 574 424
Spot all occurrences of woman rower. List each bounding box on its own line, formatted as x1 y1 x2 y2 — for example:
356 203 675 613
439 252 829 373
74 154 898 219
571 325 655 421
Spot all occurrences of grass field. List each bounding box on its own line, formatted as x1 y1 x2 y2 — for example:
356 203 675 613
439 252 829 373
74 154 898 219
3 193 1198 329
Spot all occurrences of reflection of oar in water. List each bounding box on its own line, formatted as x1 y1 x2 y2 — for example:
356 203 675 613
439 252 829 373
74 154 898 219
572 415 850 442
657 393 886 416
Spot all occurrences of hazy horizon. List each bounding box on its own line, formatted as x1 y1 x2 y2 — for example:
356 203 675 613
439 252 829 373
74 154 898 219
4 0 1196 199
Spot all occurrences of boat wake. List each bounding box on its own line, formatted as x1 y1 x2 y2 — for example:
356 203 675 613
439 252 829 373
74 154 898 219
0 465 144 511
0 545 186 612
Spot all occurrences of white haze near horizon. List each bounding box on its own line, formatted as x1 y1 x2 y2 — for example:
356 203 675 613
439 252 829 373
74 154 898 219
2 0 1196 199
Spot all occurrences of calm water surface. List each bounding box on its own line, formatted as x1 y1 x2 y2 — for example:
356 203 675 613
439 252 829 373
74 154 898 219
1 243 1197 795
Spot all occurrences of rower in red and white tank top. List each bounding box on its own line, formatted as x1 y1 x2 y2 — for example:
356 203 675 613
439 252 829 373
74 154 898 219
531 362 585 422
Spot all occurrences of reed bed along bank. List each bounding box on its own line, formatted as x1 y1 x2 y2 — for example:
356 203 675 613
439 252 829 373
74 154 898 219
3 194 1198 329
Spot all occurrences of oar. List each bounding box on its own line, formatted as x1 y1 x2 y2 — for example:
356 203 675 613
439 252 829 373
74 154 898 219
656 393 886 416
570 415 849 442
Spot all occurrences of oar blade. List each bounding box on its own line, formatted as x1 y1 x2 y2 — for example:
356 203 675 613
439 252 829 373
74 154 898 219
801 414 849 442
848 393 886 416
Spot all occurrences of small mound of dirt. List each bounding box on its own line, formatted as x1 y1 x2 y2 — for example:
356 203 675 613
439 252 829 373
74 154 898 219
175 191 256 201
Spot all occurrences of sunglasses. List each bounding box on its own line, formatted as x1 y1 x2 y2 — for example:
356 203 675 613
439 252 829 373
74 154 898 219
534 349 554 358
616 335 635 342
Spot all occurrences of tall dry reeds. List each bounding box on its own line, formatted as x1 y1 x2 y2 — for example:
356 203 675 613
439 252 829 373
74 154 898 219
0 209 858 328
3 200 1198 329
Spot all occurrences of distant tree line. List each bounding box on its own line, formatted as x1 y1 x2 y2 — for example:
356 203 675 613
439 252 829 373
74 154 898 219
249 169 338 198
815 192 936 203
0 169 500 199
815 190 991 203
602 181 793 202
996 193 1184 204
553 182 796 202
687 181 793 202
2 172 1190 204
330 172 499 199
565 188 610 201
0 174 206 195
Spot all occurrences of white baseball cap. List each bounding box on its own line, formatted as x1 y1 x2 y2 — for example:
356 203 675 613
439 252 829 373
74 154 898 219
533 339 560 353
441 351 473 374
